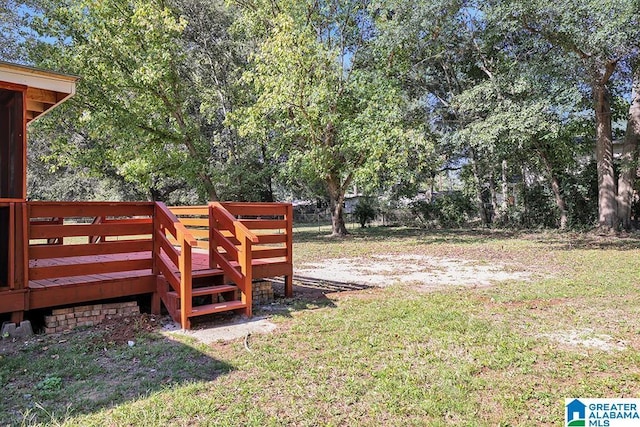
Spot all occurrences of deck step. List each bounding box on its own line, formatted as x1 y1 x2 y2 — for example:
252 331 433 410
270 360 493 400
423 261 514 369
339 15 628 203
168 284 238 299
188 300 246 317
177 268 225 280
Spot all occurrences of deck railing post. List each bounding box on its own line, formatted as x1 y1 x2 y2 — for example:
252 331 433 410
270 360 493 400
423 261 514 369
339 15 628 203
150 203 161 315
8 203 15 291
208 203 217 269
178 229 192 329
239 234 252 317
151 204 159 276
284 203 293 297
17 202 28 292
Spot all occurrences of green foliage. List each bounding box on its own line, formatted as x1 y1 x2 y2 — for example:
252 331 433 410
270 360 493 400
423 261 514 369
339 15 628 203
232 0 410 234
28 0 192 194
485 0 640 228
563 162 599 230
412 192 476 228
7 0 639 230
36 375 63 398
25 0 271 202
37 375 62 391
0 1 24 62
521 184 559 229
353 199 377 228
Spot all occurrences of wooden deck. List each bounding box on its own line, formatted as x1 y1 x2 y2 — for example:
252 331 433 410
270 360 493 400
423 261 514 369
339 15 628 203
28 251 288 289
26 250 289 311
1 201 293 329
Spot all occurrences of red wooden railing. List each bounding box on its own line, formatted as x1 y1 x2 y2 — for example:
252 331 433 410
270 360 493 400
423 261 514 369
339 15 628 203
154 202 197 328
171 202 294 297
28 202 154 282
219 202 293 259
164 205 211 250
220 202 294 297
28 216 64 245
210 202 258 316
171 204 292 262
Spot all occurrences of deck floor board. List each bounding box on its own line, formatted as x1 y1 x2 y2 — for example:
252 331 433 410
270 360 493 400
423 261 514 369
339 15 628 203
26 250 290 293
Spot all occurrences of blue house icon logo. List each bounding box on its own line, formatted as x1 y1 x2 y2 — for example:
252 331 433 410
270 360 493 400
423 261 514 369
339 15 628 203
566 399 586 426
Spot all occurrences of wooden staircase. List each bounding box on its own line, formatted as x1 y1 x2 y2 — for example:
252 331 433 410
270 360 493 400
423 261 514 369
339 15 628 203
158 268 246 325
153 202 291 329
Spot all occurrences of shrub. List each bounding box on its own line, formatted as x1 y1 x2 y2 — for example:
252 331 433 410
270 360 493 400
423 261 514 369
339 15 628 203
353 199 377 228
411 192 476 228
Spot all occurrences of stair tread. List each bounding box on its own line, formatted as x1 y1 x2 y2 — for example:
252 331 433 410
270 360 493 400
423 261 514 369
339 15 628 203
188 300 246 317
177 268 225 279
168 284 238 298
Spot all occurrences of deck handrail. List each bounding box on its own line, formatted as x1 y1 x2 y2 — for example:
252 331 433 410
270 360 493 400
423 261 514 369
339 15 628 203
209 202 258 316
154 202 197 328
215 202 293 275
27 202 155 281
212 203 259 244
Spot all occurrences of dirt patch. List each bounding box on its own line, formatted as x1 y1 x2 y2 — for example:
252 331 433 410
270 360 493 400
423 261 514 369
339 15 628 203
0 315 156 355
540 329 627 352
88 313 165 346
296 254 534 290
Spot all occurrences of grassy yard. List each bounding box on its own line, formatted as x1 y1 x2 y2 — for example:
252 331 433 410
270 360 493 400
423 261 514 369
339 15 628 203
2 227 640 426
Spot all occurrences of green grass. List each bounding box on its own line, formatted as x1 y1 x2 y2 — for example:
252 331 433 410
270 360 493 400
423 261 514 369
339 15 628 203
3 227 640 425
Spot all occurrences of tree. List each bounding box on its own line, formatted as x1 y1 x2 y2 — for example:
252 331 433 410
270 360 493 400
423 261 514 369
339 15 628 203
617 68 640 230
24 0 266 202
490 0 640 230
27 134 147 202
452 62 589 229
372 0 497 225
172 0 278 202
353 198 377 228
0 1 25 62
232 0 407 236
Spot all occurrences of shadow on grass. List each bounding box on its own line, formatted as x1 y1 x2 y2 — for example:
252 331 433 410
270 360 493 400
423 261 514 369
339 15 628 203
291 275 375 293
293 225 520 244
269 275 374 315
0 321 233 424
527 234 640 251
294 224 640 251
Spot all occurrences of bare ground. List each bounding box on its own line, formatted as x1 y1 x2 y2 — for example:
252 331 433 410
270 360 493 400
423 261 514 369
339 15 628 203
295 253 537 290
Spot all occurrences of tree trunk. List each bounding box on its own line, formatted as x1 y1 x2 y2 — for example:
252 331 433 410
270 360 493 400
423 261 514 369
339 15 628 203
501 159 509 212
617 72 640 230
537 145 568 229
327 174 349 236
470 148 490 227
331 199 348 235
594 79 617 230
206 180 219 201
489 171 499 218
198 172 219 201
521 166 528 227
551 175 568 230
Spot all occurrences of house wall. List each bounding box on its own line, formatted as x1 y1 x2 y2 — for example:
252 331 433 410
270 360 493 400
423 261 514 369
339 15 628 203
0 88 25 289
0 88 24 199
